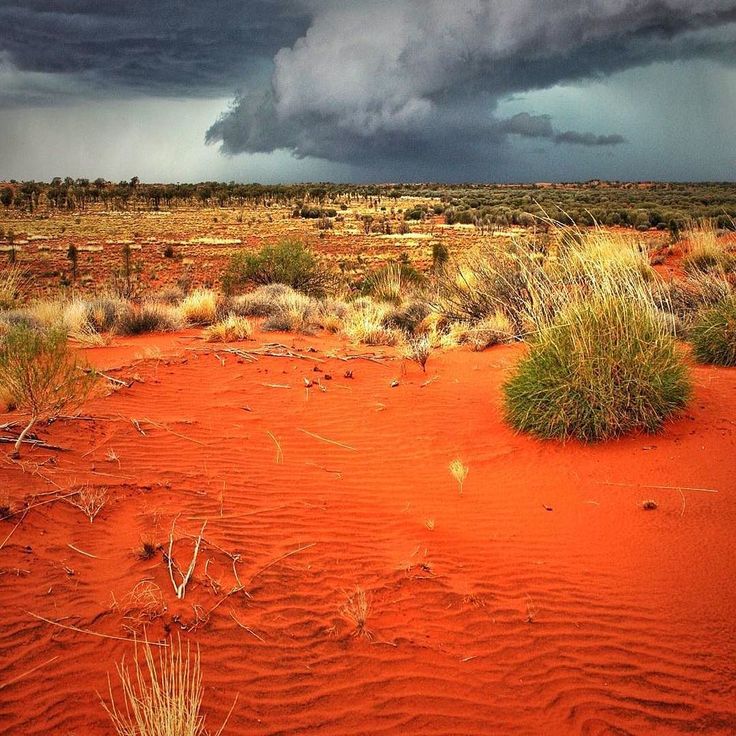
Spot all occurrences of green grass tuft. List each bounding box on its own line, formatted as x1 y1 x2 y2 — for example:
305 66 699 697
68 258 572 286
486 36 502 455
690 298 736 366
503 294 691 442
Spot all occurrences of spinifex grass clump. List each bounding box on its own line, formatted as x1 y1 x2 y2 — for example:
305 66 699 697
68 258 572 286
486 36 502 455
690 297 736 366
503 293 691 441
682 219 735 275
503 228 692 442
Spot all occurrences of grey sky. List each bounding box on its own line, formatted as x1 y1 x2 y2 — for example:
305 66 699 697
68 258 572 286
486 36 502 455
0 1 735 182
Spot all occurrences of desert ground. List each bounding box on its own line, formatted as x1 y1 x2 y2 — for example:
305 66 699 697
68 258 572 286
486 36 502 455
0 191 735 735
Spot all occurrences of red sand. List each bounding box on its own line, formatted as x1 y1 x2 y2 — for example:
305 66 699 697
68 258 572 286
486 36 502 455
1 331 735 735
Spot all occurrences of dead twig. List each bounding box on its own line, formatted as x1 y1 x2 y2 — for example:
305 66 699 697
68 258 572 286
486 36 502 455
249 542 316 583
141 418 207 447
0 656 60 692
298 428 356 451
229 611 265 642
27 612 167 646
167 518 207 600
67 543 100 559
0 436 67 451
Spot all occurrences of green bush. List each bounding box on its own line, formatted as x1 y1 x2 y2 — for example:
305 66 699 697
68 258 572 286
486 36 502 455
503 295 691 442
690 298 736 366
222 240 329 296
0 325 97 456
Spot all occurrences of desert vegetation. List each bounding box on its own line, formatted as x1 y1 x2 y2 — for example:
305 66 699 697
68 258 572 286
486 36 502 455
1 188 735 736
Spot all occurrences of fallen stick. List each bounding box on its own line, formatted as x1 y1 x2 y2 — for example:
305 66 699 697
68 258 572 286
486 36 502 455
141 418 207 446
229 611 265 642
298 428 356 451
249 542 316 583
27 612 167 646
599 481 718 494
0 436 67 452
0 509 28 552
252 343 323 362
330 352 391 365
266 431 284 464
0 656 60 692
67 543 100 559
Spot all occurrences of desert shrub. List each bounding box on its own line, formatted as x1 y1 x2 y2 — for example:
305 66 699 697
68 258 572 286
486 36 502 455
315 297 349 332
682 220 735 274
362 262 424 304
262 290 318 333
654 272 732 336
403 334 431 371
434 242 543 331
503 294 691 441
229 284 293 317
150 286 185 305
382 300 431 334
463 312 515 351
116 303 182 335
432 242 450 270
0 325 98 456
0 309 42 333
204 314 253 342
86 297 126 332
690 297 736 366
179 289 218 325
0 267 26 310
222 240 329 296
343 300 401 346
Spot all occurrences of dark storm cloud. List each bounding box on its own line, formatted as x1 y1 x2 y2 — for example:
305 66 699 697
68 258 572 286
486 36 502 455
1 0 735 179
206 0 736 168
0 0 310 99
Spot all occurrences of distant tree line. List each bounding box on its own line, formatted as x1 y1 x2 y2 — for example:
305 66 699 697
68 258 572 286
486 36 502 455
1 178 735 232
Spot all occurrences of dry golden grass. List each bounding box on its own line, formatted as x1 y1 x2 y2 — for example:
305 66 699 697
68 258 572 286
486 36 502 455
179 289 219 325
449 459 469 495
113 581 167 635
0 266 27 309
67 485 109 522
340 586 372 638
102 635 208 736
203 314 253 342
343 300 399 346
682 219 735 274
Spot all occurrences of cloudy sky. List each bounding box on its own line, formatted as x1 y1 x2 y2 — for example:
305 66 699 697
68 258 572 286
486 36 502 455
1 0 735 183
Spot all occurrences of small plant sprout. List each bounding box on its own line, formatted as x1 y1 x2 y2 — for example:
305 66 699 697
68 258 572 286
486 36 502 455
106 448 121 466
340 586 372 638
525 595 540 623
449 458 469 495
67 485 108 522
138 539 160 560
424 518 435 531
403 334 431 372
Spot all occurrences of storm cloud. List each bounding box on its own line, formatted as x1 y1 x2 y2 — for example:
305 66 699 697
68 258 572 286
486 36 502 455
0 0 735 181
205 0 736 169
0 0 309 102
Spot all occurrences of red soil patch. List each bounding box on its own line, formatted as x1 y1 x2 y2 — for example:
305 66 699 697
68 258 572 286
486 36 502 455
1 331 735 734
